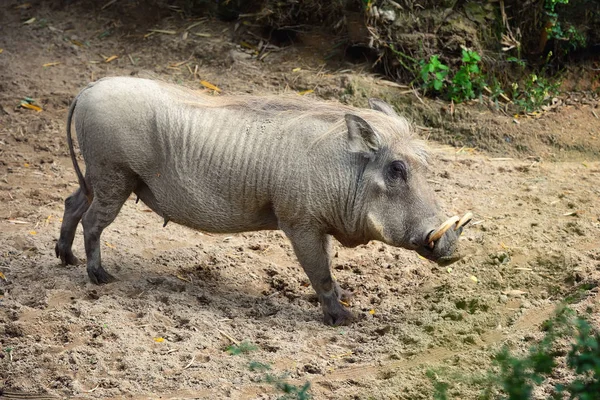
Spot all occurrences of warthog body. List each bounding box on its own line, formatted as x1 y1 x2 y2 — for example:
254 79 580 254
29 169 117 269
56 76 466 325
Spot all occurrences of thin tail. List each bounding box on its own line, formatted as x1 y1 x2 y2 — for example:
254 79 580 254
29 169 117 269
66 92 90 198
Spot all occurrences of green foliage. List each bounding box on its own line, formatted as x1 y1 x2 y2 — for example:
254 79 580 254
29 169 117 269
428 306 600 399
419 55 449 93
487 77 507 107
448 49 487 102
248 361 312 399
558 317 600 399
389 43 418 76
545 0 569 13
511 73 561 113
225 340 258 355
545 21 586 50
418 49 486 103
417 48 562 113
265 374 312 400
426 370 450 400
406 0 585 112
248 360 272 372
506 57 526 68
544 0 586 50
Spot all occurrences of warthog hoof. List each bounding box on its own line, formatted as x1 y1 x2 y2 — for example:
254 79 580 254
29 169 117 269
55 242 80 266
323 305 355 327
87 265 116 285
321 282 355 326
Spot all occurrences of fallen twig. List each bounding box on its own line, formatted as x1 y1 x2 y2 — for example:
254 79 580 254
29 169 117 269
217 329 239 345
183 355 195 369
101 0 117 10
148 29 177 35
85 384 100 393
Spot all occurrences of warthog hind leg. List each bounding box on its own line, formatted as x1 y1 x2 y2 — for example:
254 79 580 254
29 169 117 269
55 187 90 266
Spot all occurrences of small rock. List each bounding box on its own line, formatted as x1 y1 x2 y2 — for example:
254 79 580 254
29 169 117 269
379 9 396 22
374 325 391 336
303 363 322 374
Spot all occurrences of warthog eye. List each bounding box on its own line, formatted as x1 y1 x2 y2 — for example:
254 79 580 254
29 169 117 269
388 160 408 182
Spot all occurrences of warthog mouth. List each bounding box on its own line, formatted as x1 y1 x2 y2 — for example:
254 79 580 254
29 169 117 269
433 253 464 267
419 212 473 266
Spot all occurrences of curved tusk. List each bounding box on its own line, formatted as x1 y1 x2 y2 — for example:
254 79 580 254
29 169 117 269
428 216 460 244
455 212 473 231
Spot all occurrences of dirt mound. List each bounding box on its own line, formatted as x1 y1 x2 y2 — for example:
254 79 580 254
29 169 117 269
226 1 600 75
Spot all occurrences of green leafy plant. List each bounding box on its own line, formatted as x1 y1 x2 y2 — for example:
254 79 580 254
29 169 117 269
511 72 561 113
556 317 600 399
428 306 600 399
225 340 258 355
506 56 526 69
248 361 312 400
416 49 563 113
419 55 449 93
487 76 507 108
418 49 486 103
545 0 569 13
265 373 312 400
544 0 586 51
448 49 487 102
426 370 450 400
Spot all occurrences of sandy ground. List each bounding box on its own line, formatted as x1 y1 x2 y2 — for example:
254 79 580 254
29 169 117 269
1 1 599 399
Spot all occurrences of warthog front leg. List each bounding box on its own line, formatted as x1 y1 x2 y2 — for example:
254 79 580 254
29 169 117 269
55 188 90 265
283 226 354 326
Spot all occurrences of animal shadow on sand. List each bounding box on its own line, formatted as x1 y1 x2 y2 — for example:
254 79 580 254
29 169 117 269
53 254 329 326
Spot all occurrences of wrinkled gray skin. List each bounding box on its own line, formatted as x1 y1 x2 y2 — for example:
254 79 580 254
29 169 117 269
55 77 462 326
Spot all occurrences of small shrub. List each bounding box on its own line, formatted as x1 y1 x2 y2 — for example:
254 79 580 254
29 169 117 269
544 0 586 51
511 72 561 113
448 49 487 103
418 49 487 103
419 55 449 94
248 361 312 400
428 305 600 399
265 373 312 400
226 340 258 355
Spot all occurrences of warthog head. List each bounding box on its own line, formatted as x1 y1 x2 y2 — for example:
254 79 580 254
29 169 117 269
340 99 471 264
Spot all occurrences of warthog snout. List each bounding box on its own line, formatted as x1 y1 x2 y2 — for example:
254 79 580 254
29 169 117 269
413 212 473 265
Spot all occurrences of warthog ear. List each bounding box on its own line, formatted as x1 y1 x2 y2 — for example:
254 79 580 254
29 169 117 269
368 98 398 117
345 114 381 155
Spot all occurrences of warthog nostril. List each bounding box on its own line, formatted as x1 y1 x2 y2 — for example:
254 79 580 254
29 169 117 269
425 230 435 242
426 230 436 249
409 237 422 249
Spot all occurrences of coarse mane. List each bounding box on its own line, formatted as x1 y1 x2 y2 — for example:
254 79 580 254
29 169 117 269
157 78 430 166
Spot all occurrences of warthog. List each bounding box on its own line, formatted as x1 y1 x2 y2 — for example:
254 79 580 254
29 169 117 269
55 77 471 326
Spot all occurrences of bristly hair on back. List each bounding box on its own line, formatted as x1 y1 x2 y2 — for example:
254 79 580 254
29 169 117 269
157 78 429 165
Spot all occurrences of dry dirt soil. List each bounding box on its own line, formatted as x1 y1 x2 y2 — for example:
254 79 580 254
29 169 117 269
1 2 600 399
